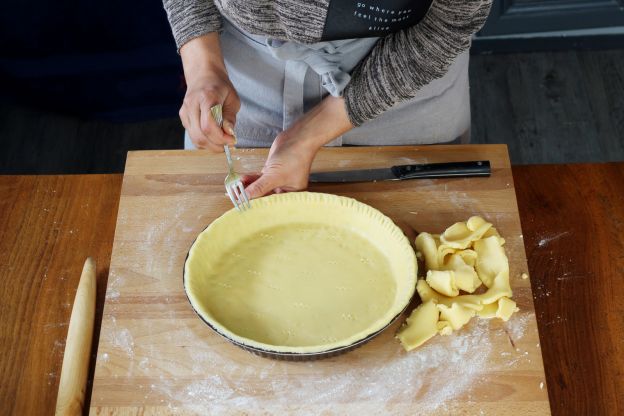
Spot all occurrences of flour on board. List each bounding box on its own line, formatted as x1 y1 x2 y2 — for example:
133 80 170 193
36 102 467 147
139 314 531 414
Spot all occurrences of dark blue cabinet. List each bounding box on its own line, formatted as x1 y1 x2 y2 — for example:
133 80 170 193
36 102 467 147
480 0 624 36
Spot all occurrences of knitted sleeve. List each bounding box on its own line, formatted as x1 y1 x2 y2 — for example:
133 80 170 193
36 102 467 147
162 0 223 51
343 0 492 126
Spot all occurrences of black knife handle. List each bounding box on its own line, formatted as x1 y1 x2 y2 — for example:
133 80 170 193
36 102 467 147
390 161 491 180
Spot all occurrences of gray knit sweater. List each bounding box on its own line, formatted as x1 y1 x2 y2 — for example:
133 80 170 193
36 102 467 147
163 0 492 126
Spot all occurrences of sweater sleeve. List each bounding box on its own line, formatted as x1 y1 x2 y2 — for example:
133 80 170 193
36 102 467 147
162 0 223 51
343 0 492 127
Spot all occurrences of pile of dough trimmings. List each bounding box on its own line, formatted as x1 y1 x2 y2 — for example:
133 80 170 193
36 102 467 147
397 216 519 351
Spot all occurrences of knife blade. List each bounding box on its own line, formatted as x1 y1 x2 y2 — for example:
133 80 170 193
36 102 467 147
308 160 490 183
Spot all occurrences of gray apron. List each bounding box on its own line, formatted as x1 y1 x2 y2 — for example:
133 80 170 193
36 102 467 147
184 19 470 149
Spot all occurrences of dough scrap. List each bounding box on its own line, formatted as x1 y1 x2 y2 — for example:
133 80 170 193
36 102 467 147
437 320 453 336
466 216 489 231
440 217 492 249
456 249 477 267
496 297 519 321
476 302 499 319
443 253 481 293
476 297 519 320
437 303 475 331
415 232 440 270
473 270 513 305
426 270 459 297
401 216 519 351
474 236 509 289
416 279 483 311
396 300 439 351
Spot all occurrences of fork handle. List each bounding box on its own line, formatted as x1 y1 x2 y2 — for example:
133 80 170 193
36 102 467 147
224 145 234 169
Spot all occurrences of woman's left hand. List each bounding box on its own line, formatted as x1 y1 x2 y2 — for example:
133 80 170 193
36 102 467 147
243 95 353 199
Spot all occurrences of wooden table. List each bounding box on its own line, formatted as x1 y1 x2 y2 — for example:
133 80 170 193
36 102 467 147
0 162 622 415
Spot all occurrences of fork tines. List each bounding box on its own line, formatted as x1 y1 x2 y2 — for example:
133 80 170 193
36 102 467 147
226 180 251 211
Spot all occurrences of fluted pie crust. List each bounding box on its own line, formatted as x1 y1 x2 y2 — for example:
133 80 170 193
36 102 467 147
184 192 417 354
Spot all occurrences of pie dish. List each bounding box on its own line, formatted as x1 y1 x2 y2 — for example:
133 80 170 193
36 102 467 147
184 192 417 359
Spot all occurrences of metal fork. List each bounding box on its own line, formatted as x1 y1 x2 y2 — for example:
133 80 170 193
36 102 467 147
211 105 251 211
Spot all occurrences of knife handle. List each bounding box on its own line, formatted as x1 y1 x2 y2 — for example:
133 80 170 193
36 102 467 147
390 160 490 180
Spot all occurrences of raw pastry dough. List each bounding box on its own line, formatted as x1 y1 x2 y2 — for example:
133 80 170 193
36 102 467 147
456 249 477 267
416 279 483 311
396 300 439 351
426 270 459 297
415 232 440 270
476 296 518 320
496 297 519 321
472 269 513 305
476 302 499 319
416 277 444 304
474 236 508 288
440 218 492 249
442 253 481 293
437 320 453 336
185 192 417 354
437 303 476 330
398 216 520 351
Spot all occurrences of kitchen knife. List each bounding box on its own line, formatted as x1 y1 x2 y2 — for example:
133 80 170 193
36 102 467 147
308 160 490 183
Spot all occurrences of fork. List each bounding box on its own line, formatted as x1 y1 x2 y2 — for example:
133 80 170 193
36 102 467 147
211 105 251 211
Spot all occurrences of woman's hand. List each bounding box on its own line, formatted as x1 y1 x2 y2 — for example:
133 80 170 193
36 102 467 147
243 132 318 197
179 33 240 152
244 95 353 199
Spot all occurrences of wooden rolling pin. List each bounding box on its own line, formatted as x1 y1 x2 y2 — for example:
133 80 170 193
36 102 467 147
55 257 96 416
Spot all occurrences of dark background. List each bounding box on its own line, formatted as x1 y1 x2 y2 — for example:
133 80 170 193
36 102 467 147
0 0 184 121
1 0 623 173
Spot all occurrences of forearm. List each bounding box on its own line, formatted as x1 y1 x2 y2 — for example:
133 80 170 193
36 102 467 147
281 96 353 151
180 33 227 83
177 31 239 151
243 95 353 199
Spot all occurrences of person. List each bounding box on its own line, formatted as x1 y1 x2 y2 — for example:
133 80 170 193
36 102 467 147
162 0 492 199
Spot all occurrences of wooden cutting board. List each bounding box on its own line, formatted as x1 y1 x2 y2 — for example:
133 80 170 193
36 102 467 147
90 145 550 415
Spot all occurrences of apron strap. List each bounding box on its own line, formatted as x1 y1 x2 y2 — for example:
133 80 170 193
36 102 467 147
282 60 308 132
281 60 343 147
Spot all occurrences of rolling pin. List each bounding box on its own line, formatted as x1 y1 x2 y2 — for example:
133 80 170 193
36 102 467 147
55 257 96 416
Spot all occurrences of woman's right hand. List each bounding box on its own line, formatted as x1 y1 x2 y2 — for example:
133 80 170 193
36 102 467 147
179 33 240 152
